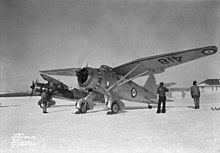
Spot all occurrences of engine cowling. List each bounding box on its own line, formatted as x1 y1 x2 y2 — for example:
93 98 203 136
76 67 102 90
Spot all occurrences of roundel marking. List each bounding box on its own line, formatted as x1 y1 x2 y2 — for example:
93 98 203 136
131 88 137 98
202 49 216 55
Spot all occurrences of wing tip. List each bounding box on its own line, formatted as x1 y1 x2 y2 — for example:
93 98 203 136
209 45 218 51
201 46 218 55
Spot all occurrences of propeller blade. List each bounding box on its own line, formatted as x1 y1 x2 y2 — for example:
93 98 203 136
77 52 90 68
30 79 38 98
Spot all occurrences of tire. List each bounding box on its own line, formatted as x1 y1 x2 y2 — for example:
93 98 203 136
111 102 119 114
148 105 152 109
80 102 87 113
38 100 43 108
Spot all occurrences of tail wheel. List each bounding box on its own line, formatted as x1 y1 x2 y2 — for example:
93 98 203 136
111 102 119 114
80 102 87 113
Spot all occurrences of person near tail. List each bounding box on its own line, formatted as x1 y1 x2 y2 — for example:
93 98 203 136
190 81 200 109
157 82 169 113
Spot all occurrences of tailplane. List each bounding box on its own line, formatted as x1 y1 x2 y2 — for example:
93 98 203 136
143 74 157 99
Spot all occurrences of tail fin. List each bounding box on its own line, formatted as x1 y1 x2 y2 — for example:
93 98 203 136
143 74 157 99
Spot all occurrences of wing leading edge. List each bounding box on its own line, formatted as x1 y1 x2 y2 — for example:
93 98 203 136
113 46 217 78
39 46 217 79
40 68 80 76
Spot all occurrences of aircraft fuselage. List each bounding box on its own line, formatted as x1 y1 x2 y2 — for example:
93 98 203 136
76 66 153 104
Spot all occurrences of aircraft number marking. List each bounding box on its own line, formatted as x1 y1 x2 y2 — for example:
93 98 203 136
131 88 137 98
158 56 182 64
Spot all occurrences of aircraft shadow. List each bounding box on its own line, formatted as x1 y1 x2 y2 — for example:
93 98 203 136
88 106 157 115
166 105 195 109
0 105 20 108
124 105 157 110
48 109 70 113
187 106 196 109
50 104 75 108
88 108 108 114
91 106 156 114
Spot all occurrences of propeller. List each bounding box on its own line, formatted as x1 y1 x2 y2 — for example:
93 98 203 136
77 52 90 68
76 53 90 91
30 79 38 98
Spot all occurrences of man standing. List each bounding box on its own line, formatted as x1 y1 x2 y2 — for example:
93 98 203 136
157 82 169 113
190 81 200 109
41 90 50 113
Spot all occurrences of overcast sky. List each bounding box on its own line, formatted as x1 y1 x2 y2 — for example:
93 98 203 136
1 0 220 92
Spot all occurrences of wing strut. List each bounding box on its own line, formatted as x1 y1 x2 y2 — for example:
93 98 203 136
109 66 164 91
108 63 142 90
116 70 151 87
117 68 164 87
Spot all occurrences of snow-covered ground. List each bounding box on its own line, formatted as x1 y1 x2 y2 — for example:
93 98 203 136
0 92 220 153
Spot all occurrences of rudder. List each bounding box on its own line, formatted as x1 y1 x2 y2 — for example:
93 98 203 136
143 74 157 99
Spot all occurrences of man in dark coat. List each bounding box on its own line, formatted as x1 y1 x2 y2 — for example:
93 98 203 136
157 82 169 113
190 81 200 109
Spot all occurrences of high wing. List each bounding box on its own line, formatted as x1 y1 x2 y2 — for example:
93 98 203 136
113 46 217 78
40 68 80 76
40 73 68 88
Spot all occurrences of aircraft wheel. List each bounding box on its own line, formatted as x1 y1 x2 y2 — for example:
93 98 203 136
111 102 119 114
39 103 43 109
148 105 152 109
38 100 43 108
79 102 87 113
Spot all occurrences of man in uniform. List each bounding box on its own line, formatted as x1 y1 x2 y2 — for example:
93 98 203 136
190 81 200 109
157 82 169 113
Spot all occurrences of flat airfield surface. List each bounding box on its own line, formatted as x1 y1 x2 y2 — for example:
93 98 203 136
1 92 220 153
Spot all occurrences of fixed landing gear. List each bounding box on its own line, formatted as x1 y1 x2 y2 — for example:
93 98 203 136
148 104 152 109
111 102 119 114
79 102 88 113
75 102 88 114
107 102 120 115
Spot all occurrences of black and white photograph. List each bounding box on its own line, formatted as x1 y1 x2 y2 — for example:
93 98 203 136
1 0 220 153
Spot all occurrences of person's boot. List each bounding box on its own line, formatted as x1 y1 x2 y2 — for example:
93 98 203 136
162 105 166 113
